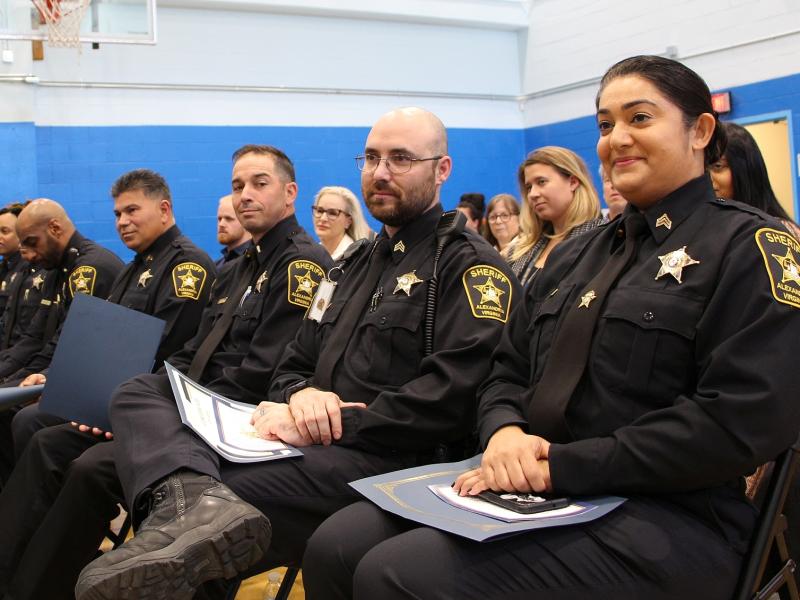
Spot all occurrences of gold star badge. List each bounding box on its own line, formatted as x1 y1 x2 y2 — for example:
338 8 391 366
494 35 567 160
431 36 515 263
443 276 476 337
473 277 505 307
178 272 199 290
578 290 597 308
393 271 423 295
393 241 406 253
294 270 319 296
138 269 153 288
73 273 91 290
771 248 800 286
255 271 269 293
655 214 672 229
32 274 44 290
655 246 700 284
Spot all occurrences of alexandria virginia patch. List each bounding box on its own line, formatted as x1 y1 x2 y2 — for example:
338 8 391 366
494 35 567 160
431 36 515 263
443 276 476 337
462 264 512 323
288 260 325 308
756 227 800 309
172 262 208 300
68 266 97 296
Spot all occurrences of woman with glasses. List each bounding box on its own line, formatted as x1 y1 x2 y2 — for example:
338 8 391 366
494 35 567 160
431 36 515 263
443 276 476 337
505 146 603 286
482 193 520 254
311 186 372 260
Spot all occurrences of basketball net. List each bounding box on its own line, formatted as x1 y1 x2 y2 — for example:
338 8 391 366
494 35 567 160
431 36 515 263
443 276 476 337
31 0 90 48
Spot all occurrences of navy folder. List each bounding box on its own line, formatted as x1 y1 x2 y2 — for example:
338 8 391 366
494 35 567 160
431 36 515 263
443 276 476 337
38 293 165 431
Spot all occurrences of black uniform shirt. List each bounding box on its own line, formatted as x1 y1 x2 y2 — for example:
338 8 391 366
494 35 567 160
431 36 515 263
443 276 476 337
215 240 251 269
167 215 332 405
0 261 48 351
271 205 521 457
0 231 123 379
478 175 800 549
0 252 24 321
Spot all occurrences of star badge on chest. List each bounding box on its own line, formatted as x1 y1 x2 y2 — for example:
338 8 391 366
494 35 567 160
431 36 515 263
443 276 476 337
32 273 44 290
578 290 596 308
138 269 153 287
393 270 423 295
255 270 269 293
655 246 700 284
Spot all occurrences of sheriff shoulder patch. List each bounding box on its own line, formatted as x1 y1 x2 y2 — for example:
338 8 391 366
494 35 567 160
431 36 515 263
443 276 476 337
288 260 325 308
462 264 512 323
756 227 800 309
68 266 97 297
172 262 208 300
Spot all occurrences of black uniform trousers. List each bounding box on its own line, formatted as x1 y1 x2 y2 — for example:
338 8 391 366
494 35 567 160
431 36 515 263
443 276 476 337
111 373 417 568
303 499 744 600
0 424 121 600
11 402 66 459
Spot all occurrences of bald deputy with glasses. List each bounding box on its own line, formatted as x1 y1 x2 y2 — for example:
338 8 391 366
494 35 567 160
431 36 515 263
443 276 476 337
76 106 521 600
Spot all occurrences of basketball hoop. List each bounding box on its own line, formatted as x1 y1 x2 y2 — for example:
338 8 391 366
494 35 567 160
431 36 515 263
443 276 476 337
31 0 90 48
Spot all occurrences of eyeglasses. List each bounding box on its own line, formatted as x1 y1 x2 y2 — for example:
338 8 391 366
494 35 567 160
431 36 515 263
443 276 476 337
355 153 443 174
311 206 349 219
488 213 515 223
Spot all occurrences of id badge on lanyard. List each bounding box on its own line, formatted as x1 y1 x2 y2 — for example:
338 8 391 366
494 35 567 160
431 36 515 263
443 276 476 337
307 265 343 322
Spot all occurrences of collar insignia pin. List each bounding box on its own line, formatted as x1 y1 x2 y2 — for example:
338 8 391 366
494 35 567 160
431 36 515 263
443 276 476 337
655 246 700 284
394 270 423 295
655 214 672 229
393 241 406 253
578 290 597 308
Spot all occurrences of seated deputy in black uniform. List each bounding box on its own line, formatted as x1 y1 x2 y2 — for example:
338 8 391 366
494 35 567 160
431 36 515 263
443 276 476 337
0 199 123 485
0 169 216 600
0 203 27 325
301 56 800 600
75 107 520 600
11 168 216 452
43 143 330 600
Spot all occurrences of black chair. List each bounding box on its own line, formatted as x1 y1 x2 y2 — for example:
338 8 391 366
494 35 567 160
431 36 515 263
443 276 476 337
734 437 800 600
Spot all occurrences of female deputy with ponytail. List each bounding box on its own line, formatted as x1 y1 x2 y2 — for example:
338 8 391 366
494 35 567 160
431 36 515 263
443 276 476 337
300 55 800 599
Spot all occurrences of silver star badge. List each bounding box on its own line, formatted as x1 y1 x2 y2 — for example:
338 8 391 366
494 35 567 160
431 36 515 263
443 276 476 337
655 246 700 284
578 290 596 308
138 269 153 287
393 271 423 295
255 271 269 293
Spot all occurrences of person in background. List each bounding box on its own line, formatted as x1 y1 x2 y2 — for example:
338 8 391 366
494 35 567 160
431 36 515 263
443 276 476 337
710 121 800 239
600 164 628 220
482 193 520 254
456 192 485 231
312 185 372 260
216 194 251 267
0 203 27 325
505 146 603 286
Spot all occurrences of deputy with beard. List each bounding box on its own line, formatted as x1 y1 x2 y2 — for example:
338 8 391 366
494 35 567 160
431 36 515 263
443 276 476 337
76 107 520 600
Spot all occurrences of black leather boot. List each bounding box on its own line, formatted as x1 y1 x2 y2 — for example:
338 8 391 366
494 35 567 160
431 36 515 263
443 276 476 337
75 472 271 600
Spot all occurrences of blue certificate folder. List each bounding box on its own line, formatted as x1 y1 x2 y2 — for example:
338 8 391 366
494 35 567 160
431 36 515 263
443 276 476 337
38 293 165 431
350 456 626 542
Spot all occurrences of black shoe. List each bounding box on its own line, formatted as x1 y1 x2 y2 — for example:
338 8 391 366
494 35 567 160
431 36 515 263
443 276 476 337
75 473 271 600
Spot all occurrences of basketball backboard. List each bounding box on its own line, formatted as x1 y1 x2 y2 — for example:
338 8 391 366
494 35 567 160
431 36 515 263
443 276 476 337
0 0 156 44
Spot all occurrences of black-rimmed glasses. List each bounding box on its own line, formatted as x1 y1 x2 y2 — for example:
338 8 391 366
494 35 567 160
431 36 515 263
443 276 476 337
488 213 516 224
355 153 443 174
311 206 349 219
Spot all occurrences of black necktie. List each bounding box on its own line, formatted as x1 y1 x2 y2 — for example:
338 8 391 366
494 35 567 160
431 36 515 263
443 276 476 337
313 238 392 390
187 250 258 381
527 213 648 442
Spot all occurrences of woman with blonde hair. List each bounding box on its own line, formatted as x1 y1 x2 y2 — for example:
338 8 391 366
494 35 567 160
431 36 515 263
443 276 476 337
506 146 603 286
311 186 372 260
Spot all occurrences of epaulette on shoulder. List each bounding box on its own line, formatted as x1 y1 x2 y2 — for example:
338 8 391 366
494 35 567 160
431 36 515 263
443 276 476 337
708 196 770 221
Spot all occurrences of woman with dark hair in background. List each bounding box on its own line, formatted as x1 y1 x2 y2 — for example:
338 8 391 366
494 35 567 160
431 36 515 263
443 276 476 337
456 193 485 231
505 146 603 286
710 121 800 238
482 193 520 254
302 55 800 600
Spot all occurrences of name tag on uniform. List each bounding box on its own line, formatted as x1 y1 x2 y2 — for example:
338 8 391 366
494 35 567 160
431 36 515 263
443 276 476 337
307 278 336 322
